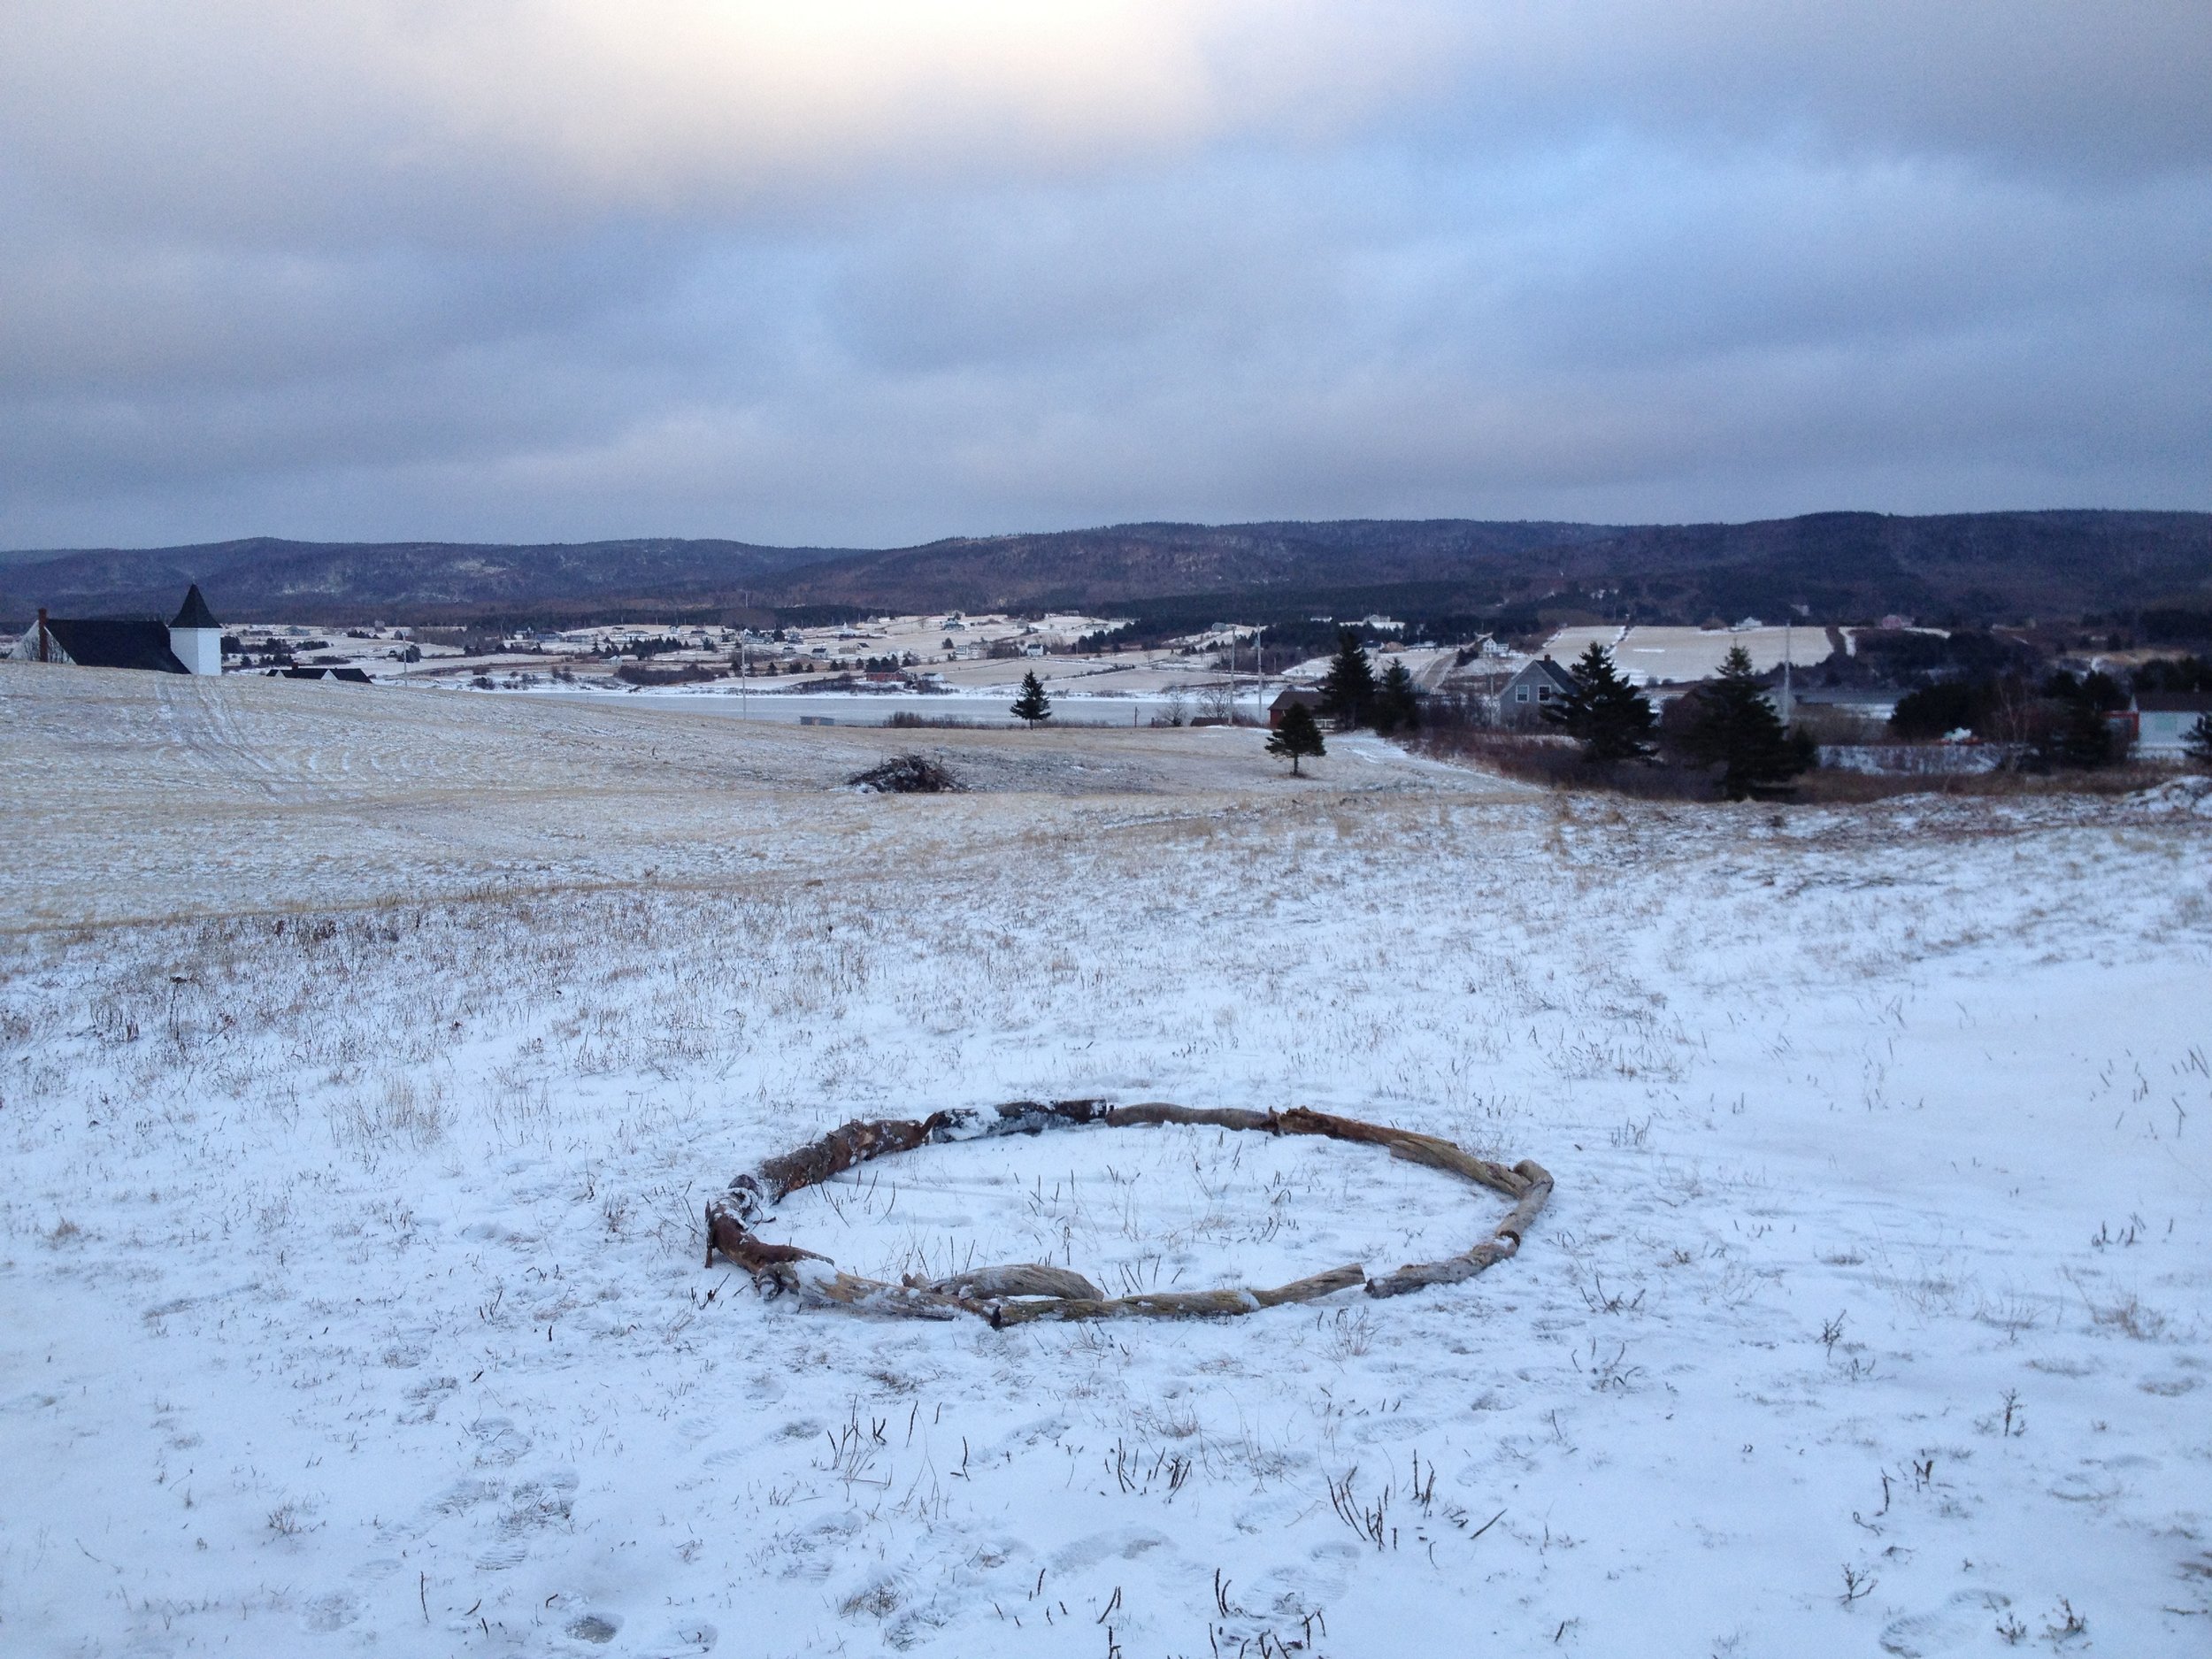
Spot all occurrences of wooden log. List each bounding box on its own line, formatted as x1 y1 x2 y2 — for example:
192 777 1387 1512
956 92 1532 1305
917 1263 1103 1301
1103 1103 1278 1131
708 1101 1552 1318
703 1200 834 1275
1365 1165 1553 1299
753 1114 941 1202
1278 1106 1527 1198
773 1258 967 1320
720 1100 1120 1222
973 1263 1363 1325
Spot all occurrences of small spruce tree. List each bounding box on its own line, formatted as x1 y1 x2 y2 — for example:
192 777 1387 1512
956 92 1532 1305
1677 645 1812 798
1318 629 1377 729
1266 702 1327 775
1373 659 1420 733
1010 670 1052 726
1545 641 1656 763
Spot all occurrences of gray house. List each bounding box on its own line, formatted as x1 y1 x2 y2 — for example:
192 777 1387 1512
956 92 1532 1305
1498 657 1576 727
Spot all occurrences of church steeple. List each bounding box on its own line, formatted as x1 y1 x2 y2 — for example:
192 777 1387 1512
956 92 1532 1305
168 584 223 674
170 584 220 631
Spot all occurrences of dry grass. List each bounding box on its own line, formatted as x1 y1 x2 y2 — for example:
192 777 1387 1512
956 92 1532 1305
1410 725 2186 804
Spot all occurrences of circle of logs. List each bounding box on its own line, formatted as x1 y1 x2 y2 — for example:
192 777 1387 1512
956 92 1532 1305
704 1099 1552 1325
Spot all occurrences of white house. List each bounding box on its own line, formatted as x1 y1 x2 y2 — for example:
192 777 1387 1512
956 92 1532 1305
2134 693 2212 755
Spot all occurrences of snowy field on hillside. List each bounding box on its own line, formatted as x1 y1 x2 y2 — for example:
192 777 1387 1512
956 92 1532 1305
3 667 2210 1658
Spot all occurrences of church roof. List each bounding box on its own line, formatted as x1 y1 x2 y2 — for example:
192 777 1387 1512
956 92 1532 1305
45 618 189 673
170 584 220 630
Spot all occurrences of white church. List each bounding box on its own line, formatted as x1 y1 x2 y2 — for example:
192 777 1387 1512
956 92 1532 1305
9 585 225 674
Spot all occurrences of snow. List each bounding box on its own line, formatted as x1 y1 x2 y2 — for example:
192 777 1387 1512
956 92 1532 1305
3 663 2209 1657
1543 626 1829 685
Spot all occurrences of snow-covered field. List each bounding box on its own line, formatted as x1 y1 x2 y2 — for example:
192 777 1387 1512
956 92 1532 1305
3 664 2209 1657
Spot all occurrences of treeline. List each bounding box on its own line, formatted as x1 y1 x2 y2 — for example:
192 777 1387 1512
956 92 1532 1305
1889 654 2212 765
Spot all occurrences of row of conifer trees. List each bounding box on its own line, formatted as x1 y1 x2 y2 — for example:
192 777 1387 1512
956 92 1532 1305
1537 640 1814 797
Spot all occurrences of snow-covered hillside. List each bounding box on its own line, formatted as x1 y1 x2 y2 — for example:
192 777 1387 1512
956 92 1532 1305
2 666 2208 1657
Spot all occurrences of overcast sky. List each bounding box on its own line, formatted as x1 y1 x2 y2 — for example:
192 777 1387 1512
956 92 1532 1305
3 2 2208 549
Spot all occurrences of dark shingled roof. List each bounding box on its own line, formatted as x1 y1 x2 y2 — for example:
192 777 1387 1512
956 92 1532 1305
170 583 220 630
45 618 189 673
1509 656 1578 694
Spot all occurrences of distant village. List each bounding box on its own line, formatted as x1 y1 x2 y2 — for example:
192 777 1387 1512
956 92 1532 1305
7 583 2208 761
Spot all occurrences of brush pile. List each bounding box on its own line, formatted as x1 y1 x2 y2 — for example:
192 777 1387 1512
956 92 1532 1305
847 753 966 793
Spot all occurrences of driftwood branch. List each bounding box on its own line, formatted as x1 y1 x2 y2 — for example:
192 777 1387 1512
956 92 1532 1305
703 1100 1551 1321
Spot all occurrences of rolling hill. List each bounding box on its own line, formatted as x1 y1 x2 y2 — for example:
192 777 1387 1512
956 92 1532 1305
4 511 2208 634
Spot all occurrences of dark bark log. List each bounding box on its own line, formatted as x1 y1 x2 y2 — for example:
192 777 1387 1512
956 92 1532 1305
1103 1103 1278 1131
753 1116 942 1203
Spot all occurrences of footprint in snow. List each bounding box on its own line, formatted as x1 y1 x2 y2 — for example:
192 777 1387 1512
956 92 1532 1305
1878 1589 2013 1656
638 1620 718 1654
474 1538 529 1571
302 1591 362 1631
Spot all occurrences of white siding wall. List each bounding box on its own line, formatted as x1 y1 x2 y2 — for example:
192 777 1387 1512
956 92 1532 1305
2139 710 2208 753
6 628 73 664
171 626 222 675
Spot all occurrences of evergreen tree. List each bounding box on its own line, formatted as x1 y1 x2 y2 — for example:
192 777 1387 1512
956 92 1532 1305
2052 695 2117 769
2185 713 2212 765
1544 642 1655 763
1373 659 1420 733
1677 645 1812 798
1266 702 1327 775
1318 629 1377 729
1010 670 1052 726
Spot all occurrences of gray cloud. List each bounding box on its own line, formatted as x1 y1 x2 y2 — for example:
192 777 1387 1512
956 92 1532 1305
0 3 2207 547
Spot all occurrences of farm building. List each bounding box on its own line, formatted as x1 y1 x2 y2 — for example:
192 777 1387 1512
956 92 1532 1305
1269 687 1324 729
8 586 224 676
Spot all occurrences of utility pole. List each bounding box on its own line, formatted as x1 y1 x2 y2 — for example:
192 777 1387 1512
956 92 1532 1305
1780 617 1794 729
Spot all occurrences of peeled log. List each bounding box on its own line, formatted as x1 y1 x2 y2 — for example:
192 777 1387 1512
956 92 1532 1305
705 1101 1551 1320
1279 1107 1528 1198
976 1263 1364 1325
1366 1164 1553 1299
920 1263 1103 1301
